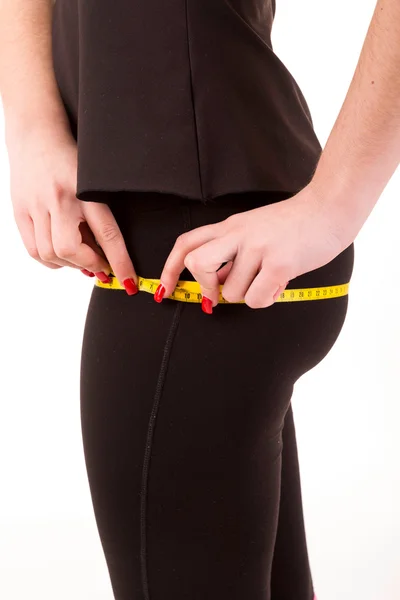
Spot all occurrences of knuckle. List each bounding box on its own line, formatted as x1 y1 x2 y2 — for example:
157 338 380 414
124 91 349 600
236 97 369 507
26 246 40 260
54 243 76 259
40 248 56 262
183 252 199 272
225 213 239 228
98 222 120 244
51 179 66 199
174 233 188 249
221 287 241 304
244 294 267 310
274 265 289 280
49 180 66 200
269 257 290 278
30 196 45 213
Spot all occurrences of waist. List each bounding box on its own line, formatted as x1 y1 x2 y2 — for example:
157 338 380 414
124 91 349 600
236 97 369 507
105 190 293 280
103 190 355 296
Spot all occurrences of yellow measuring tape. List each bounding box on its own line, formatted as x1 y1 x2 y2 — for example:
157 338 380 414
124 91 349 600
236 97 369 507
95 275 350 304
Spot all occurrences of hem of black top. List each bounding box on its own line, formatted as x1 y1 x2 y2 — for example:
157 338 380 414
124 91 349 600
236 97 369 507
76 184 304 204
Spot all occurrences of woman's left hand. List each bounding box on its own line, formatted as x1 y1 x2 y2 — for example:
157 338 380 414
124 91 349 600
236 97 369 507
154 183 347 313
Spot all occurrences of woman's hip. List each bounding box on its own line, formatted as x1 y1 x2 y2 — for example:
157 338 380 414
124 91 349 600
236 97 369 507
103 188 354 375
82 188 355 416
102 189 304 280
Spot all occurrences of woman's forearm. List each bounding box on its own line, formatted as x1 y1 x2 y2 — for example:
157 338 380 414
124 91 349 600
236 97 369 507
309 0 400 247
0 0 70 145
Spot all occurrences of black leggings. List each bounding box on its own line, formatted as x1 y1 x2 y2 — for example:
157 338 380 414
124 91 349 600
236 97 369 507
80 190 355 600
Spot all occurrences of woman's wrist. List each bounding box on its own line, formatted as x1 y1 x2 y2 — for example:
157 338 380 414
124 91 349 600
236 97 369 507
4 99 73 153
306 171 375 251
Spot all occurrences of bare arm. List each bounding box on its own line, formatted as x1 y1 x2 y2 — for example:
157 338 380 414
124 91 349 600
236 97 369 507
310 0 400 248
0 0 70 143
0 0 138 293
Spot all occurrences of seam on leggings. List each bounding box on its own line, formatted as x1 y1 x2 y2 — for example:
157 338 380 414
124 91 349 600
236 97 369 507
140 201 191 600
140 301 183 600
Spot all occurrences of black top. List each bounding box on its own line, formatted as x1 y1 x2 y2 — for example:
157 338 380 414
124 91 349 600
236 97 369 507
51 0 322 202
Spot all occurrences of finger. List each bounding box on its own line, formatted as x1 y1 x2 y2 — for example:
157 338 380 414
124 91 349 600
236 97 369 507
82 202 139 294
79 221 108 261
183 235 238 310
216 260 233 285
32 209 78 269
50 207 112 276
245 267 284 309
158 223 220 299
220 250 261 303
273 281 289 303
16 212 62 270
78 221 107 277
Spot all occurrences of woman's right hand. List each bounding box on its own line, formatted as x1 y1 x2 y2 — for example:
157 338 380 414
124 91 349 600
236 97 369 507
6 126 139 294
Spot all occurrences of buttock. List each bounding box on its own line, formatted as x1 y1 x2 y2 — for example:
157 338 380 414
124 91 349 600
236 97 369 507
103 189 355 388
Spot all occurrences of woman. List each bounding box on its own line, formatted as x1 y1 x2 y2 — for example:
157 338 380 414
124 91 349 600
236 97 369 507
1 1 398 599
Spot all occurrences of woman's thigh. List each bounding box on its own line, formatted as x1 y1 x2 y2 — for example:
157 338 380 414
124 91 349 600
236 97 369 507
80 190 354 600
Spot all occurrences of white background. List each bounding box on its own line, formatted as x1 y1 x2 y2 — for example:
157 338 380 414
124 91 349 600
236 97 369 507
0 1 399 598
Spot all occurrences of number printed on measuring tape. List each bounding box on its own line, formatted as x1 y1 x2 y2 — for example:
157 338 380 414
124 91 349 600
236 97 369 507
94 274 350 304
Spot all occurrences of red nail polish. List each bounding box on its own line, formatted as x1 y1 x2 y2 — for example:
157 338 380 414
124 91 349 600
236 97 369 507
81 269 95 277
123 278 138 295
154 283 166 303
95 271 112 284
201 296 213 314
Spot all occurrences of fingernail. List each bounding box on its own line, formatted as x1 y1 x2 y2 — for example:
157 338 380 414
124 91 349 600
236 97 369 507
123 278 138 296
81 269 95 277
201 296 213 314
154 283 166 303
95 271 112 284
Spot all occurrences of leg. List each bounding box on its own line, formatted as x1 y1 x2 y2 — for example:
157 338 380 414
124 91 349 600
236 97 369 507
80 190 354 599
271 405 314 600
